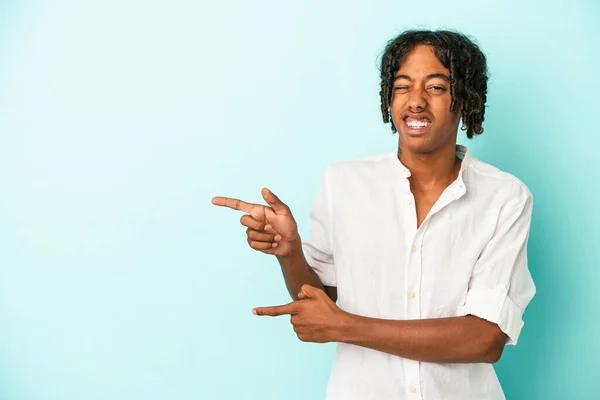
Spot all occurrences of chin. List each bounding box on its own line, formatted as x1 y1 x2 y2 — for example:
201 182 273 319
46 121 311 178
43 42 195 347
398 131 435 153
399 127 457 155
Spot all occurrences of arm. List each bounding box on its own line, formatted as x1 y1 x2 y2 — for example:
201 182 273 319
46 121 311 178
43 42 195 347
277 242 338 302
255 287 505 363
339 314 506 363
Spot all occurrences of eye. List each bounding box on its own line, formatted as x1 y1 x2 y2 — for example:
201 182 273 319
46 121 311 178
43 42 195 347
393 86 410 93
429 86 447 93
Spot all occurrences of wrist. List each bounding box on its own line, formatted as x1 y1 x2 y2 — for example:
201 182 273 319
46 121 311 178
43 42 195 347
277 237 303 259
332 312 362 343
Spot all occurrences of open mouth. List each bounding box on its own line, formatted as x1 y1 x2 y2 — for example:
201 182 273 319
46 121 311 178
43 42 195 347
403 116 433 135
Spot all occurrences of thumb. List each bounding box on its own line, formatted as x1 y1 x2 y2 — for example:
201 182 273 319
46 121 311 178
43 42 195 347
299 284 320 299
262 188 289 214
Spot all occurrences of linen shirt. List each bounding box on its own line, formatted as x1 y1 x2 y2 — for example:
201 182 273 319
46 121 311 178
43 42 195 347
302 145 536 400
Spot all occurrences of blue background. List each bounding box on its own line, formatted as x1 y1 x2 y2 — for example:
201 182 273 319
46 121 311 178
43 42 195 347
1 1 599 399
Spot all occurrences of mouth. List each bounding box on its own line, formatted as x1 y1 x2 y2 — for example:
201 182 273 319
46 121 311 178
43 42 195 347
402 115 433 136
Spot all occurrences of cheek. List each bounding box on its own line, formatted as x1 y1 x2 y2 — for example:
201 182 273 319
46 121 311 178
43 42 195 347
390 96 406 123
430 104 460 127
431 115 456 133
390 93 405 109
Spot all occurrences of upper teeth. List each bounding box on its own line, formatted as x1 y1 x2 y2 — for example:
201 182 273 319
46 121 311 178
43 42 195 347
406 118 431 127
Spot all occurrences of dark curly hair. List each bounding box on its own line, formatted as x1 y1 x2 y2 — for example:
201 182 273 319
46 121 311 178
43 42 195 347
379 30 488 139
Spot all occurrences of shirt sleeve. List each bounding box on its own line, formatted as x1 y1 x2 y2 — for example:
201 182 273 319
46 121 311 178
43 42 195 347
460 191 536 345
302 166 336 287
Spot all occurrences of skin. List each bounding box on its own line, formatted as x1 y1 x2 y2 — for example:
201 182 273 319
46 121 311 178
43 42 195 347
392 45 464 227
212 44 507 364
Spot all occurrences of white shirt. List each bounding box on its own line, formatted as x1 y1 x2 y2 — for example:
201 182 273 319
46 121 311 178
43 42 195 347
302 145 536 400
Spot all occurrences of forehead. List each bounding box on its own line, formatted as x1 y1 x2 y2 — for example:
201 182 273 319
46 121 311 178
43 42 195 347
395 45 449 77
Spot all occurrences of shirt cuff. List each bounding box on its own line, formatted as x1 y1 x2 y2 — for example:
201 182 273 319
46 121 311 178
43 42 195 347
461 285 524 345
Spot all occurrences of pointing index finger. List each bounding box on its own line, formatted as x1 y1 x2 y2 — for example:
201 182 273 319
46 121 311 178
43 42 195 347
212 196 259 213
253 302 298 317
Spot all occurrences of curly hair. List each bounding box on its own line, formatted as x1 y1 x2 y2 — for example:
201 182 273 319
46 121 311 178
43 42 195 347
379 30 488 138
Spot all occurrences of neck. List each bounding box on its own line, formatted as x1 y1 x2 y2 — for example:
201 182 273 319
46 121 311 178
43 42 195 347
398 141 462 193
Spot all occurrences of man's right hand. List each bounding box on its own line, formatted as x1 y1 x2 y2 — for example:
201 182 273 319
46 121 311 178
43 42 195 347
211 188 301 257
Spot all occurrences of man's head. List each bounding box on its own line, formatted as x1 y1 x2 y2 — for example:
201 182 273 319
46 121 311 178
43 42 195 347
379 30 488 154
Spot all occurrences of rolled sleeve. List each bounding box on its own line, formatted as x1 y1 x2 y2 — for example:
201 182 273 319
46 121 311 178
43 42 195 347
461 192 536 345
302 166 337 287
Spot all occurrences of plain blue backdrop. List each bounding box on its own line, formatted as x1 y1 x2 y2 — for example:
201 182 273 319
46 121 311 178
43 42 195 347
1 1 599 399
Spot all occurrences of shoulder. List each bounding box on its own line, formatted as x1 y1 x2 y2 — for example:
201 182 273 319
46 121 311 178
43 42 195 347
465 157 532 206
323 152 396 181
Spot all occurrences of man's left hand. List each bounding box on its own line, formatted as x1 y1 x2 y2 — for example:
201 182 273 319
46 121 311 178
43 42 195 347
253 284 352 343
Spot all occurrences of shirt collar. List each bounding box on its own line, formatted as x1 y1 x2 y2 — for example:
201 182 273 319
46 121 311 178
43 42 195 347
453 144 469 198
393 144 471 196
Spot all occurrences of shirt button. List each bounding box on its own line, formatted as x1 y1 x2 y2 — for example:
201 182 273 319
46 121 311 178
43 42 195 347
410 385 417 393
411 244 416 252
407 199 413 205
408 292 417 299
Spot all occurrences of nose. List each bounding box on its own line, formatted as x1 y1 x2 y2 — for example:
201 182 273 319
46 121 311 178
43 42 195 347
407 86 427 111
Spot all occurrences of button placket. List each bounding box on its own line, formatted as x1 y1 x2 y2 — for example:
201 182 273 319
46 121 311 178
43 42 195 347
404 360 423 399
400 173 422 400
404 224 423 400
406 246 421 318
404 205 417 302
408 384 422 398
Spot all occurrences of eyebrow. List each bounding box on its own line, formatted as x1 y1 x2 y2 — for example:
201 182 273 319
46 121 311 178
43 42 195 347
394 73 450 82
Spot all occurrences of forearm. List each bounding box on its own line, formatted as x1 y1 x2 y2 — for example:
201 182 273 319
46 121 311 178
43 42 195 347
338 314 506 364
276 241 326 301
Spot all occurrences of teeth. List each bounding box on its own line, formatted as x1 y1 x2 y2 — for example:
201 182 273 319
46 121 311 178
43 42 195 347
406 118 431 128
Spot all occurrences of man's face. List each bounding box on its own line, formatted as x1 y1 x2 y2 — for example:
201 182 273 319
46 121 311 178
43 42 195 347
390 45 462 154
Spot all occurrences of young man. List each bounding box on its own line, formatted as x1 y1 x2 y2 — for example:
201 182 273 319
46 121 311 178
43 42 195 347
212 30 535 400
